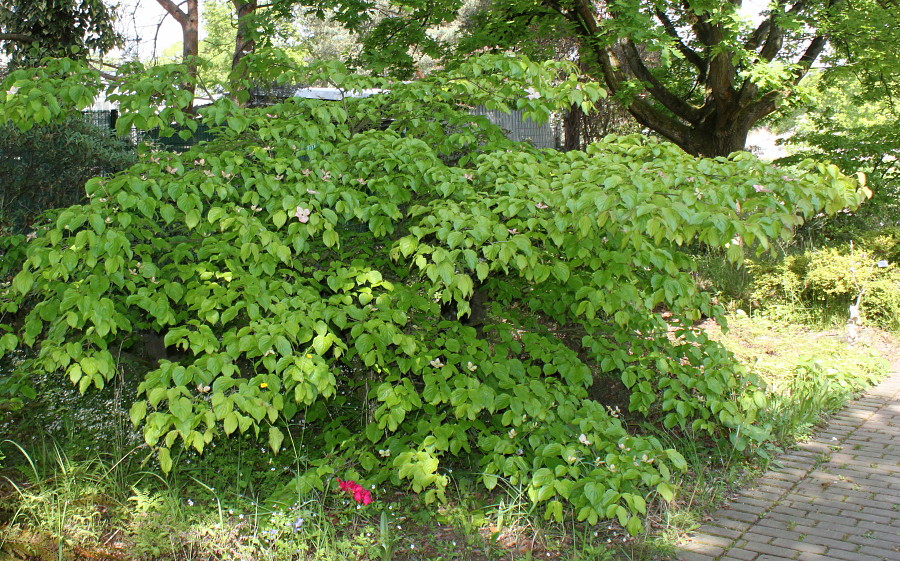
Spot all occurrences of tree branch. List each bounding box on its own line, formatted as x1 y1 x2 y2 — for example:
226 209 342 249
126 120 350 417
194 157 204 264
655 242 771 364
758 21 784 61
0 32 36 43
155 0 188 26
654 7 707 76
621 39 702 123
793 35 828 83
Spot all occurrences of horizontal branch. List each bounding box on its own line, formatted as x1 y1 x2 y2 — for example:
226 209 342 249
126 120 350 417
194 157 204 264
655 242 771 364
0 32 37 43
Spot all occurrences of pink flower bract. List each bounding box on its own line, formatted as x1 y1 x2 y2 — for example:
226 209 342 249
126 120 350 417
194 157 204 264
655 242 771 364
336 478 373 505
294 206 311 223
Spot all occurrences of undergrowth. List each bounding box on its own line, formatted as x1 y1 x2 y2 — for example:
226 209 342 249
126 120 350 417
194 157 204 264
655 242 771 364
1 312 893 561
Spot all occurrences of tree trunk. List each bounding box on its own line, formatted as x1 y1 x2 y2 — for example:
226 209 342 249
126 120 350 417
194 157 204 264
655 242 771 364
183 0 199 92
682 122 752 159
563 104 582 151
231 0 258 94
155 0 198 110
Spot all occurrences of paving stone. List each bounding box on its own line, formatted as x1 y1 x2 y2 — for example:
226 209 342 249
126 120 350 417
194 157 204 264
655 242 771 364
704 525 745 540
769 538 826 554
799 533 866 552
741 540 793 557
680 541 726 557
822 550 891 561
719 509 765 523
721 548 758 560
714 517 755 532
853 544 900 560
677 551 718 561
692 533 734 549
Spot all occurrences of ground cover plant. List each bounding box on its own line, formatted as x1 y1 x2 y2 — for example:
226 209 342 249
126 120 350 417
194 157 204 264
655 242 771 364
0 50 873 558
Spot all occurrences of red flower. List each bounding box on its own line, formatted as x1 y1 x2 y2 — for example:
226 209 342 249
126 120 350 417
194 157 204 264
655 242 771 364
336 478 373 505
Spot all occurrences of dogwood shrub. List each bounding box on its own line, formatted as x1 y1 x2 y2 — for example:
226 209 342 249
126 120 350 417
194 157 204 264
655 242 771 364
0 54 869 532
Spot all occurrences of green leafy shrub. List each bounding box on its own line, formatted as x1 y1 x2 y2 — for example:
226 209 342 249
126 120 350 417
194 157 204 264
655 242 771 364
0 115 136 234
749 241 900 329
765 357 884 442
854 226 900 264
0 53 869 533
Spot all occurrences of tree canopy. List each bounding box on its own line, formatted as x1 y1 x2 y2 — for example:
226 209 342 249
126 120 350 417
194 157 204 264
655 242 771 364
286 0 895 156
0 0 120 65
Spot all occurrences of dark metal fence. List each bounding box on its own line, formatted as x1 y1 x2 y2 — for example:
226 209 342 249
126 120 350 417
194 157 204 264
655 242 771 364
80 109 215 152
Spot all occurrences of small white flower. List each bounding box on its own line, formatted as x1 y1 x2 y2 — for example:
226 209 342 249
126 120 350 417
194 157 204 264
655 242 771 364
508 428 517 438
429 358 444 368
578 433 591 446
467 361 477 372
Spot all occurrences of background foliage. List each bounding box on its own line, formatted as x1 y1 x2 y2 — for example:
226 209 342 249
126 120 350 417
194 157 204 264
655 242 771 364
0 114 136 235
0 0 121 65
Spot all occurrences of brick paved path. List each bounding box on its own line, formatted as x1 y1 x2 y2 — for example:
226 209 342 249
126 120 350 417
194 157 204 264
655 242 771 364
677 371 900 561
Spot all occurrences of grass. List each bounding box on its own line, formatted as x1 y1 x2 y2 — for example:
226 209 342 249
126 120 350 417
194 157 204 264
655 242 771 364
0 312 895 561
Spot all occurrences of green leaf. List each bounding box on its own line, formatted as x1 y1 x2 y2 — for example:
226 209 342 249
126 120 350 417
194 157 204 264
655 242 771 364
532 467 553 487
12 270 33 295
323 229 339 248
159 447 172 473
552 262 570 283
656 481 675 502
275 335 292 357
186 209 200 229
208 206 226 224
269 426 284 453
223 412 238 435
129 400 147 425
625 515 643 536
169 396 192 421
665 449 688 471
